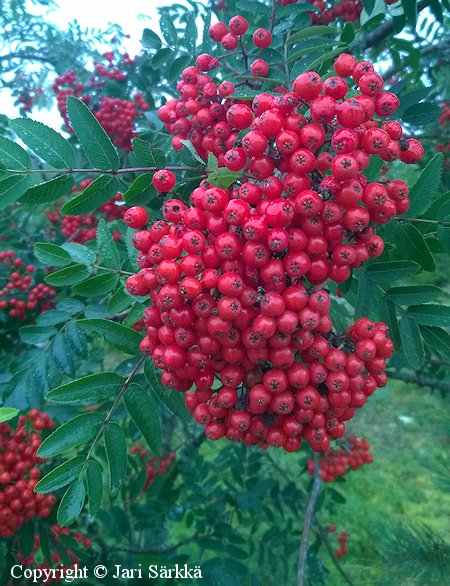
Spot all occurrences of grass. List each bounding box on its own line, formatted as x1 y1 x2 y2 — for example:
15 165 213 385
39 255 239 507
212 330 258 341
321 380 450 585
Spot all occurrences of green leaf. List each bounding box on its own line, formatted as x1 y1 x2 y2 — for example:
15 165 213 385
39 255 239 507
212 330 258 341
57 478 85 526
35 456 85 494
395 223 435 272
407 153 443 217
61 174 119 215
123 302 146 326
132 138 166 168
365 260 421 283
208 167 243 188
104 423 127 493
0 407 19 423
124 383 162 457
108 287 135 314
20 175 75 204
122 172 156 204
400 315 424 369
160 13 178 46
307 47 345 73
180 139 206 165
66 322 88 355
86 460 103 516
61 242 96 265
288 44 333 64
0 135 31 169
287 26 339 44
168 55 192 82
51 333 75 377
72 273 118 297
364 156 384 182
340 22 355 43
66 96 119 170
407 305 450 327
142 28 162 49
37 310 71 327
437 224 450 253
184 12 197 49
361 0 386 26
355 271 374 318
401 0 417 27
396 87 431 117
34 243 73 267
20 325 56 345
45 264 92 286
39 526 52 563
0 174 32 209
386 285 441 305
379 298 401 348
144 361 190 421
38 412 104 458
96 218 121 269
10 118 76 169
211 567 240 586
76 318 143 354
420 326 450 353
46 372 123 404
401 102 441 126
152 47 175 69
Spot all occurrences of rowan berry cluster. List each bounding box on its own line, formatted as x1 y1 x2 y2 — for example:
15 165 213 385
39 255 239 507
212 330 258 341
308 0 362 24
0 411 56 537
52 51 149 150
307 435 372 480
0 251 56 320
130 445 175 490
327 525 349 558
93 93 149 151
125 181 394 451
158 52 421 283
13 526 92 584
47 185 126 244
124 31 422 451
276 0 361 23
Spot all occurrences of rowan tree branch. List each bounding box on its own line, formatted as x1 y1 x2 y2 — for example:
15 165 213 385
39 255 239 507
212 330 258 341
314 520 356 586
297 452 322 586
363 0 432 49
388 371 450 393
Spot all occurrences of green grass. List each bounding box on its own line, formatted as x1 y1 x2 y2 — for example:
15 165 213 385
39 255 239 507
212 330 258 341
322 380 449 585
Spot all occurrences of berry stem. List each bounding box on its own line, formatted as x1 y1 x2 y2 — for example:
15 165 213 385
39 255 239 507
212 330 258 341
394 217 450 226
314 521 356 586
269 0 277 34
297 452 322 586
2 166 206 175
283 34 291 90
83 355 146 466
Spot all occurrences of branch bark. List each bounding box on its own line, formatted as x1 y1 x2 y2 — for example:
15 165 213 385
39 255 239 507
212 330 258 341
363 0 432 49
297 452 322 586
388 371 450 393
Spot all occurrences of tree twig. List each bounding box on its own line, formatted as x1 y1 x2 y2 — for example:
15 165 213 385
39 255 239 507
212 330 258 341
83 355 146 464
314 520 356 586
297 452 322 586
362 0 431 49
388 370 450 393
